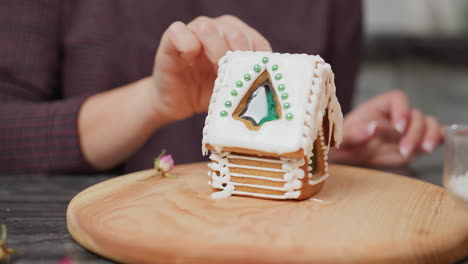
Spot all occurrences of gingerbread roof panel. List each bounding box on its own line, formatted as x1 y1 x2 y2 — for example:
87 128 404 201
202 51 343 156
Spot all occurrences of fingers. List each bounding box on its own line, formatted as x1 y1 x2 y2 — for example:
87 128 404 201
399 109 425 159
187 15 271 66
216 15 272 51
156 21 202 71
215 16 253 51
385 90 411 134
421 116 442 153
187 16 230 65
340 110 379 149
344 120 378 148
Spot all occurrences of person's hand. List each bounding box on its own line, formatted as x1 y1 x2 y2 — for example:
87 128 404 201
329 90 444 167
149 15 271 122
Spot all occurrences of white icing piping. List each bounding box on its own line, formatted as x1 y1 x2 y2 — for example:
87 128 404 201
227 163 285 173
202 52 231 155
327 114 334 155
308 128 329 184
278 157 304 199
208 152 234 199
320 128 329 174
231 191 287 200
230 173 286 182
323 66 343 148
231 182 286 191
309 173 329 185
209 150 328 199
209 152 307 199
300 59 343 163
228 154 283 164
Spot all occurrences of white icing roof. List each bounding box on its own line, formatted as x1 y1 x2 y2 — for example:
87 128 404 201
202 51 343 156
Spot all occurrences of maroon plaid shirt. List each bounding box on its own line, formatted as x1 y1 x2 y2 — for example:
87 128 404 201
0 0 361 173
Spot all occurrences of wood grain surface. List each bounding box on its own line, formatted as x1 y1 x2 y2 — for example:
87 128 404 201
67 163 468 264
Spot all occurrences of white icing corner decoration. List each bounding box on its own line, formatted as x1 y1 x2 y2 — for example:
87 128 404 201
202 51 344 200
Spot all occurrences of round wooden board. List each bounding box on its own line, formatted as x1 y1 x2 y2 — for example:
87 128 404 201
67 163 468 264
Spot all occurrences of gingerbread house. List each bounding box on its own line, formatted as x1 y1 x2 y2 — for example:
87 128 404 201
202 51 343 200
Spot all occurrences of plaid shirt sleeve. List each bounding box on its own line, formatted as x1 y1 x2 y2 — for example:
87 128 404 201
0 1 94 173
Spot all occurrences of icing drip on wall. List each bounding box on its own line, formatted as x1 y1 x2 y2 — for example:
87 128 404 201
301 61 343 158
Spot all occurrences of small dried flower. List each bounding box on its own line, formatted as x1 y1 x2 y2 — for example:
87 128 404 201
154 149 176 179
0 224 16 262
158 154 174 172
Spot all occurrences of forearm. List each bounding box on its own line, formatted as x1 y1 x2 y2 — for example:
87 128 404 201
78 77 170 170
0 97 92 173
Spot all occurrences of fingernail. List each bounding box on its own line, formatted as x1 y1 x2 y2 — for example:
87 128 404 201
395 119 406 134
400 145 411 158
423 141 434 153
246 36 254 50
214 23 224 37
367 121 378 135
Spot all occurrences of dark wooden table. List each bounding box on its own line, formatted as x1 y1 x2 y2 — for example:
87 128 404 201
1 173 114 263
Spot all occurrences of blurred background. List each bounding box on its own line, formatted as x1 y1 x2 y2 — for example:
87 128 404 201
357 0 468 183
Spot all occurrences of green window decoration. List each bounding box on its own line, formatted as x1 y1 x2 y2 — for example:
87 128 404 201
239 78 279 127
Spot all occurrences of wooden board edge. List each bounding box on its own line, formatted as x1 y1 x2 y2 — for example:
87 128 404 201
66 200 120 263
65 169 158 263
65 162 468 264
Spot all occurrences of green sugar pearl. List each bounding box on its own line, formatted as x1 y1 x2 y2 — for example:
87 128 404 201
278 84 286 92
236 81 243 88
243 74 251 81
253 64 261 73
281 93 288 100
272 64 279 71
262 57 269 64
231 90 238 96
225 101 232 108
220 110 228 117
275 73 282 80
283 102 291 109
285 113 294 120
